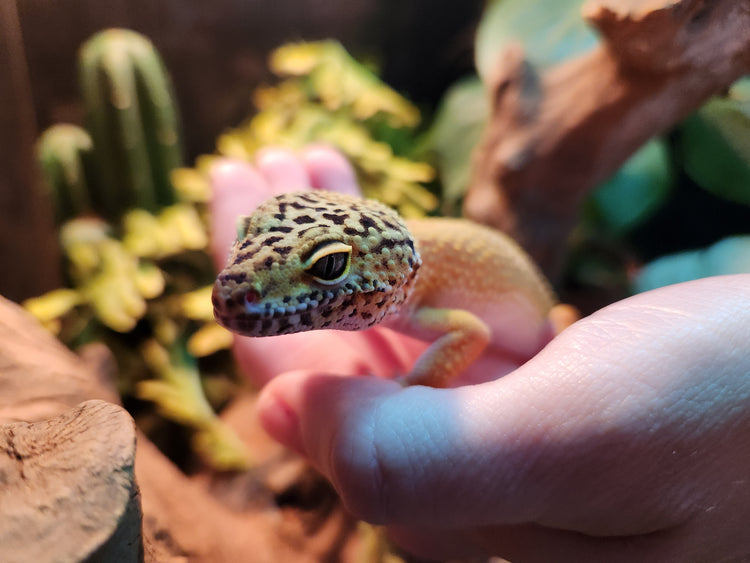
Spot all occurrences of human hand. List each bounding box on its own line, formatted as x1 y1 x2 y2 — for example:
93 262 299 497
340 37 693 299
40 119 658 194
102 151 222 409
256 275 750 562
211 148 750 562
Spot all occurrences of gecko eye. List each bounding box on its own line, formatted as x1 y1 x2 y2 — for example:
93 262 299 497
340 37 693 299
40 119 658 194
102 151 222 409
305 242 352 284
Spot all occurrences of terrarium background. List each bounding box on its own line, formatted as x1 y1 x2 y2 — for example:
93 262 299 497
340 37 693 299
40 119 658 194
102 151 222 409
0 0 481 302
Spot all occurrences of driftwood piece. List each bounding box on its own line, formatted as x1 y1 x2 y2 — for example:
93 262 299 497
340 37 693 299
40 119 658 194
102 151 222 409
465 0 750 277
0 400 140 563
0 295 364 562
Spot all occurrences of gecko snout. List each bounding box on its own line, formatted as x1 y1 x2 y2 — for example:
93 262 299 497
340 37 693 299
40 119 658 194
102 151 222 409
212 278 261 315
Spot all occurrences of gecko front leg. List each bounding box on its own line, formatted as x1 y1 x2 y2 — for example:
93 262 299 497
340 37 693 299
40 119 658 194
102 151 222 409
400 307 491 387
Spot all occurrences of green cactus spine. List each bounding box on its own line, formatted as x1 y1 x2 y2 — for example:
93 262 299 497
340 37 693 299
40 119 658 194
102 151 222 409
36 124 95 223
78 29 183 217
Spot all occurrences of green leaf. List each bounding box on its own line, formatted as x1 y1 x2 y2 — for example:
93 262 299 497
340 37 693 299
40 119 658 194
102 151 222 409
680 77 750 206
475 0 599 80
588 138 673 233
420 77 488 210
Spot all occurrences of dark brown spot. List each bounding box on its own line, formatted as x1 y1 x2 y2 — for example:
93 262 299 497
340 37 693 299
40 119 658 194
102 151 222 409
370 238 401 254
343 227 361 236
264 257 274 268
300 313 313 326
263 236 284 246
234 250 259 264
293 215 316 225
322 213 347 225
275 246 294 257
269 225 294 233
220 271 247 284
359 215 378 230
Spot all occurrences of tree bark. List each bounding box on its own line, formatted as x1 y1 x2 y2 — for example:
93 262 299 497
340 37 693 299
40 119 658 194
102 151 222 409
0 401 140 563
465 0 750 277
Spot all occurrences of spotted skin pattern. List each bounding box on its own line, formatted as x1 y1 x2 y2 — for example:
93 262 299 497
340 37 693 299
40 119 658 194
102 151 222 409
213 190 560 387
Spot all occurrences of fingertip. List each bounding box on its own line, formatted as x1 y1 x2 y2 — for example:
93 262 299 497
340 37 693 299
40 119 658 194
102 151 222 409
208 158 269 269
256 371 309 454
255 147 310 192
301 144 361 196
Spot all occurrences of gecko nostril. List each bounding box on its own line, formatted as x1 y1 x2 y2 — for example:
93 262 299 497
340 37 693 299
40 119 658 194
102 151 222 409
243 289 260 306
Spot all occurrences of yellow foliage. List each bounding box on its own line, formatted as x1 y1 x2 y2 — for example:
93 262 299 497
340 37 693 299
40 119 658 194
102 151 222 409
188 323 233 357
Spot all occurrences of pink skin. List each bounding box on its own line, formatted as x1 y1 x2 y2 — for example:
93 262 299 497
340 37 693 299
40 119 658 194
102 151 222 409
211 146 750 562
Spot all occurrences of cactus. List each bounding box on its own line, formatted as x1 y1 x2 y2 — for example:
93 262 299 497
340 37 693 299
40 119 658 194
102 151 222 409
78 28 184 217
35 125 95 223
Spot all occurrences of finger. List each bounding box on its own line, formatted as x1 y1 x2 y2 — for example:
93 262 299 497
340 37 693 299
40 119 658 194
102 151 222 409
209 158 270 270
257 275 750 531
255 147 310 193
231 326 425 387
300 144 361 196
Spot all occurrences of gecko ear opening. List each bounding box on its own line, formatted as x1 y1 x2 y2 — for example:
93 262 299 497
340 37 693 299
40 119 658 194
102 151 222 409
305 242 352 284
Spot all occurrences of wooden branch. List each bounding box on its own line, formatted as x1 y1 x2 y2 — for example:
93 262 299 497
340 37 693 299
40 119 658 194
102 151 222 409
465 0 750 277
0 401 140 563
0 295 364 562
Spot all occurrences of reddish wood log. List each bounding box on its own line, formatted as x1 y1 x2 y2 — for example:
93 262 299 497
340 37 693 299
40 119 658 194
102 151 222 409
465 0 750 277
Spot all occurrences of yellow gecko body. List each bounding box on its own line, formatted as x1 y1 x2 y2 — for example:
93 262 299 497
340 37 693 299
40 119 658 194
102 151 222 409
212 190 564 387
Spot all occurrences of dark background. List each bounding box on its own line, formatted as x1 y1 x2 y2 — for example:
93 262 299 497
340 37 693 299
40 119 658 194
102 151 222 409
0 0 482 301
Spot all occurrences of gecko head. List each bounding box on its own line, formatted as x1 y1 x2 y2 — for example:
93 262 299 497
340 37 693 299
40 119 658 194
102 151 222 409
212 190 421 336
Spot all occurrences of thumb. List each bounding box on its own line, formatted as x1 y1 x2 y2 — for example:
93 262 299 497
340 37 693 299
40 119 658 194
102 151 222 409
256 369 549 527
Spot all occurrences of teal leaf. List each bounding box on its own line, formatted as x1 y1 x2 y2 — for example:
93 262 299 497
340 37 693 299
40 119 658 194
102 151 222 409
635 236 750 292
680 77 750 206
419 77 488 210
475 0 599 80
588 138 673 233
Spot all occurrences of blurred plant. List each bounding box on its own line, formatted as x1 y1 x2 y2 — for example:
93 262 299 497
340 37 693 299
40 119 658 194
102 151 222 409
173 41 437 218
421 0 750 297
24 29 248 470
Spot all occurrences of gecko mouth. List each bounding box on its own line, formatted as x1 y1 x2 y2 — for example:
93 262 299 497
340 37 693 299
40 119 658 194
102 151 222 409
211 282 340 336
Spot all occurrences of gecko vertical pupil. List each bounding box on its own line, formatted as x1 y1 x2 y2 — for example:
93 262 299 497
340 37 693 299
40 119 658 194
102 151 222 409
309 252 349 281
